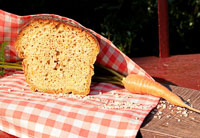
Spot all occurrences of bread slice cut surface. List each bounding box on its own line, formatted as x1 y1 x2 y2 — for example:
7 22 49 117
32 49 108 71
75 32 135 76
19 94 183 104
15 16 100 95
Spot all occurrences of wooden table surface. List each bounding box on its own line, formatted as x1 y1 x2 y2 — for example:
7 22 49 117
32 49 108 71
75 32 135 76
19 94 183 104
133 54 200 90
139 85 200 138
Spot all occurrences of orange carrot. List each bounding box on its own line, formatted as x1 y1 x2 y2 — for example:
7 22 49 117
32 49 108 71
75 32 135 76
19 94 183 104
122 74 200 113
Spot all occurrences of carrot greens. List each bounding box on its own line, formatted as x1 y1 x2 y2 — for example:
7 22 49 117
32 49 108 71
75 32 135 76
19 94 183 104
0 42 8 76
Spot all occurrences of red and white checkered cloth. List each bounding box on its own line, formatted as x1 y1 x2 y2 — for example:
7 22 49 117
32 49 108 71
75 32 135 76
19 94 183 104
0 10 159 138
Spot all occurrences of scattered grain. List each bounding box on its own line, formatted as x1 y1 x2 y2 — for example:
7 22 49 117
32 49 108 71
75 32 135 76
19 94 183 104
153 99 194 122
169 105 174 108
177 107 183 110
183 114 188 117
158 111 163 115
162 104 166 109
114 93 119 98
187 99 191 102
166 115 171 118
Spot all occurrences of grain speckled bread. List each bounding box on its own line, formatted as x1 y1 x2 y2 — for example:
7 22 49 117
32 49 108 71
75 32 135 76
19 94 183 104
14 16 100 95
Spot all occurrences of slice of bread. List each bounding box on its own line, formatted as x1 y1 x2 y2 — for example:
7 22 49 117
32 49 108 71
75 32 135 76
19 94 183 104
14 16 100 95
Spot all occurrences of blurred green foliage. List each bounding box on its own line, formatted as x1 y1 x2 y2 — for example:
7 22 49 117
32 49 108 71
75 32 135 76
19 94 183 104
92 0 158 57
1 0 200 57
169 0 200 55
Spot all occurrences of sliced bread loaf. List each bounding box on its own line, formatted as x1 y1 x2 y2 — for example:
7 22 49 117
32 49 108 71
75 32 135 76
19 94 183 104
14 16 100 95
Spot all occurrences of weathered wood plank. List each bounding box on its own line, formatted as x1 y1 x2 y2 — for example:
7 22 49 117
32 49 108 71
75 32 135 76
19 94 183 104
133 54 200 90
140 85 200 138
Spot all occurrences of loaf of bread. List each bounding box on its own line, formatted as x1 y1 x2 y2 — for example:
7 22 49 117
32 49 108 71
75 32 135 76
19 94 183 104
14 16 100 95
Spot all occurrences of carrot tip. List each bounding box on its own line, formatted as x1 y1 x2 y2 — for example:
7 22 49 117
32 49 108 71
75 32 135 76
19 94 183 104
186 105 200 114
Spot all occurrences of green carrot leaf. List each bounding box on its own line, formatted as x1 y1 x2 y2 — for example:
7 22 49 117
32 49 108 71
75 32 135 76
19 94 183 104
0 41 8 76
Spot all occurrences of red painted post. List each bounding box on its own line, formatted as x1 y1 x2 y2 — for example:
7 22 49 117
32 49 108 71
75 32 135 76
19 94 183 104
157 0 169 58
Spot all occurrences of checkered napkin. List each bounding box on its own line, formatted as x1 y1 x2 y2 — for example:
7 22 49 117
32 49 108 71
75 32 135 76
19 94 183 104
0 10 159 138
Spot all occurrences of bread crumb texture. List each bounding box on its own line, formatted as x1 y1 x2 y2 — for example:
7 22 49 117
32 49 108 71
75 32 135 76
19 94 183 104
14 16 99 95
